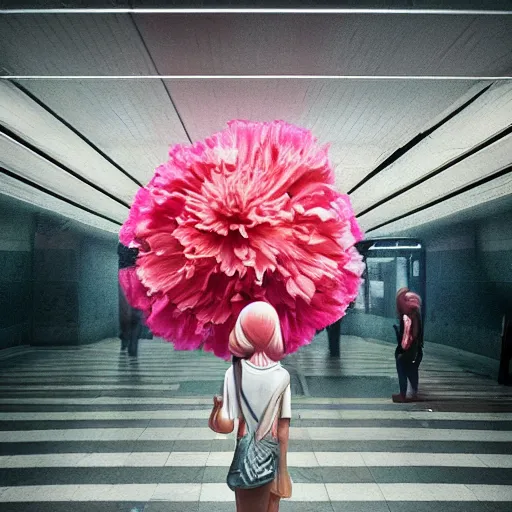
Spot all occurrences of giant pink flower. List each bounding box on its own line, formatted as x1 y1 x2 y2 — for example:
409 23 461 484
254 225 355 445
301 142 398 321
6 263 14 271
120 120 364 359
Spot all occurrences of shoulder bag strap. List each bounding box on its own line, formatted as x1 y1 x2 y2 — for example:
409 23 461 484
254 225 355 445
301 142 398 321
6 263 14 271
233 360 259 426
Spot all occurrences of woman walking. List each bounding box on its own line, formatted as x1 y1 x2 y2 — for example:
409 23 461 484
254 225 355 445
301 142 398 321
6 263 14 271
393 288 423 402
209 302 292 511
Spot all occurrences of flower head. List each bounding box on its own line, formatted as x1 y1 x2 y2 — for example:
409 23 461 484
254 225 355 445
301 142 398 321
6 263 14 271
120 120 364 358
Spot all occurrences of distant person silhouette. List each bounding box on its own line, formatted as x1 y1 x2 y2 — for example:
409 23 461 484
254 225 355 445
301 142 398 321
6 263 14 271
118 243 143 357
499 314 512 385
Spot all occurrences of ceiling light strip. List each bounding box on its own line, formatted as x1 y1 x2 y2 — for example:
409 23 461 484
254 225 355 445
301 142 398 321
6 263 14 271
1 75 511 80
0 126 131 210
349 83 493 196
12 81 144 188
365 165 512 234
368 245 422 250
358 123 512 218
1 9 511 15
0 166 122 227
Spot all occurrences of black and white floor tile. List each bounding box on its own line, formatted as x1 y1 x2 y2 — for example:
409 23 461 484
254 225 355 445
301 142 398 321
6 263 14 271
0 335 511 511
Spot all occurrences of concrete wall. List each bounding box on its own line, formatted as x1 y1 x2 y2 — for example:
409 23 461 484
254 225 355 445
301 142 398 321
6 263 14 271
32 214 81 346
477 211 512 312
342 310 396 342
0 202 34 350
0 194 120 349
345 209 512 360
78 236 119 344
424 222 504 359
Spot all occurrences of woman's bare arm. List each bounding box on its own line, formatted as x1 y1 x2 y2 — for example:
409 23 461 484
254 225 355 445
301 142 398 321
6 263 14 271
268 416 292 502
277 418 290 467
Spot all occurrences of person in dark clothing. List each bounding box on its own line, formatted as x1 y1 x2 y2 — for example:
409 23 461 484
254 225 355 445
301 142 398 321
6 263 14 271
392 287 423 403
118 243 143 357
498 314 512 385
326 319 342 357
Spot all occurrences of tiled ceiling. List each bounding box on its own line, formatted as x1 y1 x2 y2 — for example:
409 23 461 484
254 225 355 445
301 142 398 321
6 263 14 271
0 9 511 236
135 13 512 76
164 79 482 192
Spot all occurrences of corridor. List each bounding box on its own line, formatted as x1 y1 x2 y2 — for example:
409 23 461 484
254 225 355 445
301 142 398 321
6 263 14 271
0 335 511 511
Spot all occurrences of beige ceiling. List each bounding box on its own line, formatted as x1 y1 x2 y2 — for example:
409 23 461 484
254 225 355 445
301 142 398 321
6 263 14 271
0 10 511 237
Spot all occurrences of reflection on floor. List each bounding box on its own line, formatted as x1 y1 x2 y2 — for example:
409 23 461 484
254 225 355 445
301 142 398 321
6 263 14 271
291 335 512 406
0 335 511 511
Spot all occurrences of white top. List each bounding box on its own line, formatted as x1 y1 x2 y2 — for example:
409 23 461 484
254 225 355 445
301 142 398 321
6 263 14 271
221 360 292 432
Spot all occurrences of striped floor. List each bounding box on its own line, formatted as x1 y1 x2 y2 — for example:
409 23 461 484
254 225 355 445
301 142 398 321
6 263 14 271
0 335 511 511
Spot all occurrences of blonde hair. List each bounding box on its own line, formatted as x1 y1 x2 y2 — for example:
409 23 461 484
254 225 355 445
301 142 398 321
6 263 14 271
229 302 285 362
